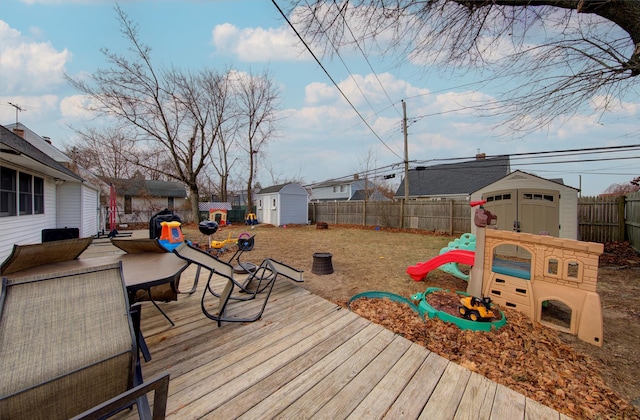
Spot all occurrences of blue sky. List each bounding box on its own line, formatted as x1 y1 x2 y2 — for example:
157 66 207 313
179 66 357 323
1 0 638 196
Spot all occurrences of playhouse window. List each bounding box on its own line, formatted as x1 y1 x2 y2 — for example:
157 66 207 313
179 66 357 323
567 261 580 279
546 258 559 276
491 244 531 280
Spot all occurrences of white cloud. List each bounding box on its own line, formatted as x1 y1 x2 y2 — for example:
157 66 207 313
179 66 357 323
0 20 71 94
59 94 99 120
211 23 308 62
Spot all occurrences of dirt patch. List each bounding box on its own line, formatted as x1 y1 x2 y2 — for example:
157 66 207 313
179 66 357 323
182 223 640 419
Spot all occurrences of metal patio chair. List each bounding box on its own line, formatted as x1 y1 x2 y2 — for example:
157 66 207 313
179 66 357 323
173 242 304 326
0 263 169 419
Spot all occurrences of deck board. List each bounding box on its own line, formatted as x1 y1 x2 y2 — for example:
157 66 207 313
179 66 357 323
112 263 567 419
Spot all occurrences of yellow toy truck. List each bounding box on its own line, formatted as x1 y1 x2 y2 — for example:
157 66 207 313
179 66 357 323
458 296 495 322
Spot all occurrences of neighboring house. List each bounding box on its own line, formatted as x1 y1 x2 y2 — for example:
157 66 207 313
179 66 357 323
102 177 187 224
255 183 308 226
310 177 389 202
395 154 511 200
1 125 100 262
471 170 580 240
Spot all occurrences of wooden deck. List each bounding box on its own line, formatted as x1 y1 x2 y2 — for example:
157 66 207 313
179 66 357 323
119 263 569 420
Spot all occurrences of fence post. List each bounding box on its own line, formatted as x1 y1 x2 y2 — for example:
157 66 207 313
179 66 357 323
618 195 626 241
449 200 454 236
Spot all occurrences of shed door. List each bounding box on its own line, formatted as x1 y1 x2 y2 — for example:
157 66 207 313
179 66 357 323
483 189 559 258
518 190 559 237
483 189 559 236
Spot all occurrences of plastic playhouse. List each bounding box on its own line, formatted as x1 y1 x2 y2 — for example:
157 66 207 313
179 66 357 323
209 208 228 227
405 200 605 346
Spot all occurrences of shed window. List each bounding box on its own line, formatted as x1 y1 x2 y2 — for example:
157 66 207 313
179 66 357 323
272 198 277 209
168 197 174 210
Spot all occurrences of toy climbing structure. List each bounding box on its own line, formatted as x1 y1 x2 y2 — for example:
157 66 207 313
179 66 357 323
480 229 604 346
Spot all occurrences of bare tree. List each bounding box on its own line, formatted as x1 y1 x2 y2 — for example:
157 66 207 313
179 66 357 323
64 127 137 179
603 182 639 195
286 0 640 132
233 69 282 211
65 5 222 222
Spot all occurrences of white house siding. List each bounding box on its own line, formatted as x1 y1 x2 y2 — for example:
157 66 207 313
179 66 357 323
470 171 578 240
0 178 57 262
81 183 99 238
56 182 82 232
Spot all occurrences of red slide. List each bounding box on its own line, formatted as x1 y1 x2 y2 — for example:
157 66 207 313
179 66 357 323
406 250 476 281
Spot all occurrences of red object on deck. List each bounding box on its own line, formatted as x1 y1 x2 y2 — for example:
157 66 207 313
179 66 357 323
406 249 476 281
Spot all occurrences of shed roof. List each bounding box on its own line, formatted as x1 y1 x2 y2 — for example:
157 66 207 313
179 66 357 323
396 155 510 197
257 183 307 195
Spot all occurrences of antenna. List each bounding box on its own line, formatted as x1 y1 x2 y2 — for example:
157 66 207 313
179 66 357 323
7 102 26 124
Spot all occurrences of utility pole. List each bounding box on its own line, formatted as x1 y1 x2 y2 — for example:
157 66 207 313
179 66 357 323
401 100 409 228
8 102 25 124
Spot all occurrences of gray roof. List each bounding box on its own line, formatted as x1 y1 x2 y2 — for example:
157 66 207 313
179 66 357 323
396 155 510 197
257 183 289 194
102 177 187 198
0 125 83 181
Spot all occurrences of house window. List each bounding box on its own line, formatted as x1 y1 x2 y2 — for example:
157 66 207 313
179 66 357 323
340 185 346 192
333 186 338 193
124 195 132 214
168 197 174 210
34 177 44 214
19 172 33 215
1 168 44 217
1 167 17 217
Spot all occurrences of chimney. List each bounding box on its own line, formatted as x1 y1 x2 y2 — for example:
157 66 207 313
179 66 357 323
353 174 359 180
42 136 52 144
475 152 486 161
12 128 25 138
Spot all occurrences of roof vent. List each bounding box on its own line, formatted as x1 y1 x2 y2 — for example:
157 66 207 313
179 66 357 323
476 152 486 160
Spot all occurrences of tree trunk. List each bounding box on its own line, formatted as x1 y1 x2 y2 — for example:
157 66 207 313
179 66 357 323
189 185 200 223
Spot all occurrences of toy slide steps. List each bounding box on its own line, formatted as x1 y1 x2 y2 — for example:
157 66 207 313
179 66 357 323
407 250 475 281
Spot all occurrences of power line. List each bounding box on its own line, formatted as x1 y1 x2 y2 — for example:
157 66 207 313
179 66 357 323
272 0 403 160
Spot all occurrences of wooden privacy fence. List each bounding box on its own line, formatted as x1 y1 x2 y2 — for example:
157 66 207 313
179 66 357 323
309 201 471 235
309 193 640 250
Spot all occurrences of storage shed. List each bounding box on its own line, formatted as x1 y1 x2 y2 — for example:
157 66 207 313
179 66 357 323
256 183 308 227
470 171 579 240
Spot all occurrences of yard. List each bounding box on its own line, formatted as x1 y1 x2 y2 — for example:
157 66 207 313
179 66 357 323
182 222 640 419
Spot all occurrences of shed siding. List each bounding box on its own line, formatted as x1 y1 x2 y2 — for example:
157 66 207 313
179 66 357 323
470 172 578 240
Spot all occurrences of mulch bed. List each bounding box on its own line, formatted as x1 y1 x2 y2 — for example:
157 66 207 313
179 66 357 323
349 293 639 420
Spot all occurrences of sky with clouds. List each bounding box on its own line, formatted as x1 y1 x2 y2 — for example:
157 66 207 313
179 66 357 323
1 0 638 196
